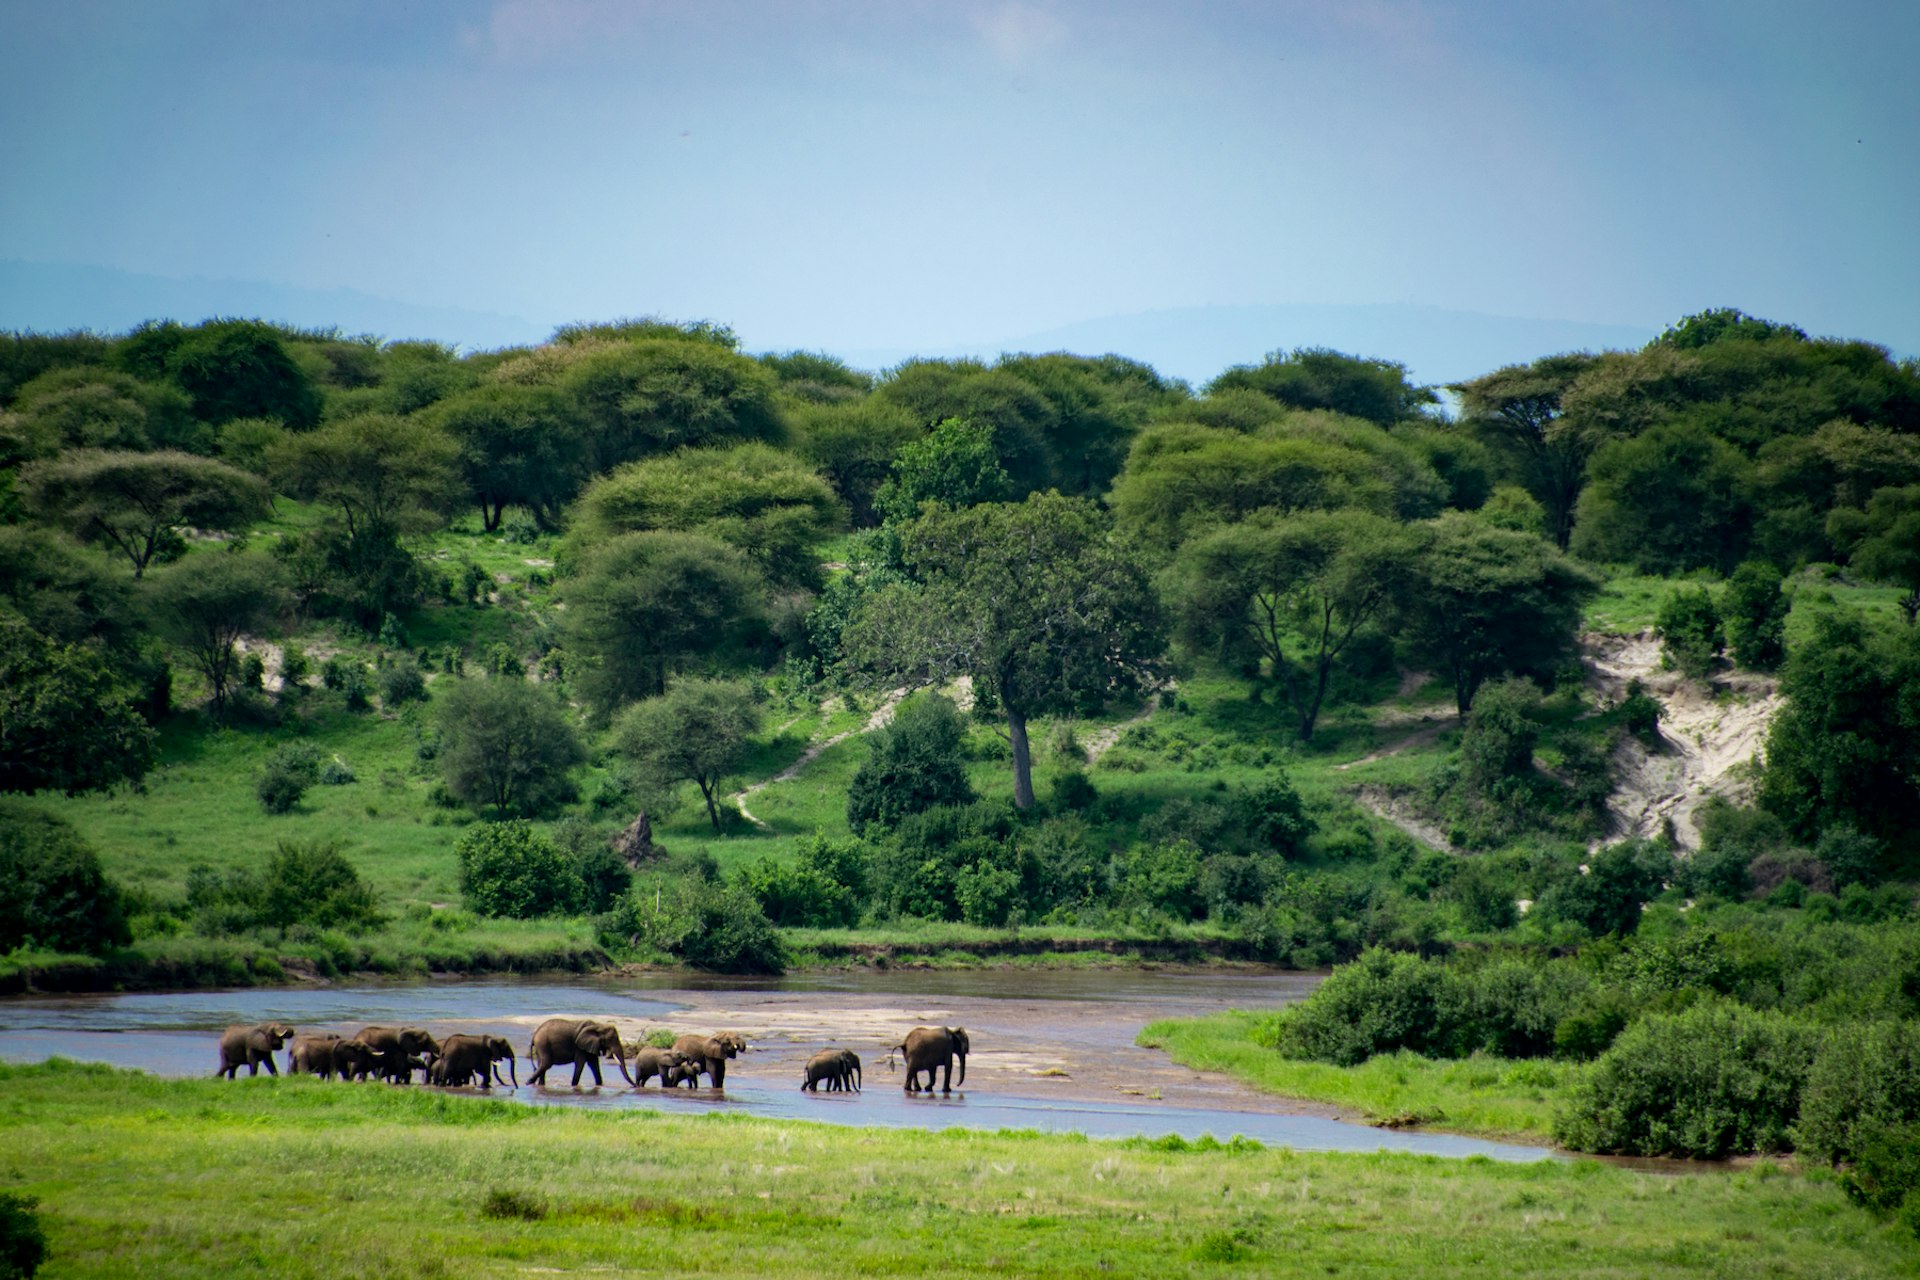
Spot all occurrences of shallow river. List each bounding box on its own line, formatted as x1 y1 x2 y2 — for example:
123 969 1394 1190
0 969 1554 1162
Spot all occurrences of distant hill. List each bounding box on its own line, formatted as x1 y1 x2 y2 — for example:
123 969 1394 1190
0 259 551 351
835 303 1662 389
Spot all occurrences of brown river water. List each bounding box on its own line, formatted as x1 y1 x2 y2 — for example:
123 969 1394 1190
0 968 1556 1162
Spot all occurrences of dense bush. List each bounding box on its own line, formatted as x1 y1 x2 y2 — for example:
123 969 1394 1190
1553 1002 1818 1158
256 743 320 814
1534 840 1669 937
0 804 130 954
455 821 585 918
1656 585 1723 679
1721 560 1788 670
378 654 427 705
846 692 974 833
606 875 786 974
0 1191 47 1280
185 839 382 935
1796 1020 1920 1217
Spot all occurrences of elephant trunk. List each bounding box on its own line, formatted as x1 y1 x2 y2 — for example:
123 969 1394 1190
956 1052 966 1087
612 1041 634 1086
506 1056 518 1088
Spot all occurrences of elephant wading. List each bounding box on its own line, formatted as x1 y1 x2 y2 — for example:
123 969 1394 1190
801 1048 861 1093
671 1032 747 1088
287 1034 375 1082
218 1022 295 1078
528 1019 633 1087
355 1026 441 1085
896 1026 969 1093
630 1047 698 1088
431 1034 518 1088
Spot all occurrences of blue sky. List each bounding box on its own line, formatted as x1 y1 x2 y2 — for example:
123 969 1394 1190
2 1 1914 371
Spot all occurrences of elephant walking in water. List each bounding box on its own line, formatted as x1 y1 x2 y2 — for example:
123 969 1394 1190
895 1026 969 1093
527 1019 633 1087
355 1026 441 1085
287 1033 376 1081
218 1022 295 1078
801 1048 861 1093
671 1032 747 1087
430 1034 518 1088
629 1047 698 1088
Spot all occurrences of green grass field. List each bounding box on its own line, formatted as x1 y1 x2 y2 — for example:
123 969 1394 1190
1139 1013 1581 1141
2 1061 1912 1279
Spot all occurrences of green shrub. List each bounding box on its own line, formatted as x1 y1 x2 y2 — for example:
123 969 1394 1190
1050 767 1098 813
1274 948 1458 1066
1535 840 1668 937
455 821 585 918
1618 679 1661 743
740 857 858 928
0 1191 47 1280
846 692 974 834
1656 585 1723 679
321 656 371 710
1796 1020 1920 1216
256 743 320 814
378 654 427 705
317 757 355 786
608 876 785 974
1553 1002 1817 1158
259 839 382 931
0 804 130 954
1721 560 1788 671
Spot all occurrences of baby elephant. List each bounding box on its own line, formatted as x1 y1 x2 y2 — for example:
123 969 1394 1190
630 1047 698 1088
218 1022 296 1078
801 1048 862 1093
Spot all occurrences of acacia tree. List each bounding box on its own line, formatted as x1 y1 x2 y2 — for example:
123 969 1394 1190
1174 509 1417 740
0 618 154 795
1208 347 1435 426
562 531 770 716
846 493 1165 809
436 678 585 817
1452 353 1602 550
23 450 270 577
612 678 762 831
1398 512 1600 717
429 383 585 529
149 554 287 719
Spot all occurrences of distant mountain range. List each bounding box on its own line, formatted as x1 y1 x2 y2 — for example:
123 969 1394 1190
2 258 1661 388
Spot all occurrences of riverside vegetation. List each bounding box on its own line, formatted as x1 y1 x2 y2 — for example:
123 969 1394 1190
3 308 1920 1259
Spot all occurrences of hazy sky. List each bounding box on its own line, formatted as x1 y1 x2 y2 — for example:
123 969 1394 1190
2 0 1914 354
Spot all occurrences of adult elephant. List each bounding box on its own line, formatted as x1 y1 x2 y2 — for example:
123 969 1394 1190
896 1026 968 1093
218 1022 295 1078
355 1026 441 1084
672 1031 747 1088
431 1034 518 1088
528 1019 633 1087
286 1033 340 1077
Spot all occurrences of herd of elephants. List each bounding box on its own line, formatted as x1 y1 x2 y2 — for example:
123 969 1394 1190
215 1018 973 1095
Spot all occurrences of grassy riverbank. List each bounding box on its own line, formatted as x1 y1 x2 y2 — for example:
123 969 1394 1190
1139 1012 1581 1141
1 1061 1911 1279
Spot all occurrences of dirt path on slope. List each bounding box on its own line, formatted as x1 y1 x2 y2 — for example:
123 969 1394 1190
732 690 907 828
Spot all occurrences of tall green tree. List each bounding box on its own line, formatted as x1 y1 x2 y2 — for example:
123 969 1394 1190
872 419 1012 523
429 383 585 529
0 803 130 952
3 367 198 455
1827 486 1920 625
846 493 1165 809
612 678 762 831
789 397 922 526
1398 512 1599 716
1571 422 1754 573
0 619 154 795
1173 509 1417 740
1452 352 1602 550
149 554 287 719
1208 347 1435 426
164 319 321 429
569 443 844 590
436 678 585 817
562 531 770 715
559 339 784 472
22 450 270 578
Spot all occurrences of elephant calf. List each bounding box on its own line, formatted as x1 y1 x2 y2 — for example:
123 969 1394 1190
218 1022 296 1078
630 1047 697 1088
801 1048 861 1093
355 1026 441 1085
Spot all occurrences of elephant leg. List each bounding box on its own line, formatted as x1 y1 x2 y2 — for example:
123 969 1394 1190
261 1056 278 1077
586 1058 604 1087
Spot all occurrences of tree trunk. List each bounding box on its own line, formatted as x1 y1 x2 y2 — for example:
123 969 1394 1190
699 779 721 831
1007 708 1034 810
1301 655 1333 742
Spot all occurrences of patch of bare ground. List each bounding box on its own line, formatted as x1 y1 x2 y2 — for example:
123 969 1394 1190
1353 785 1460 854
1586 630 1780 849
1080 685 1171 763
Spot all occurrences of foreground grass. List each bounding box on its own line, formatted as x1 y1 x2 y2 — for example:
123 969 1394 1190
1 1062 1909 1279
1139 1013 1581 1141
